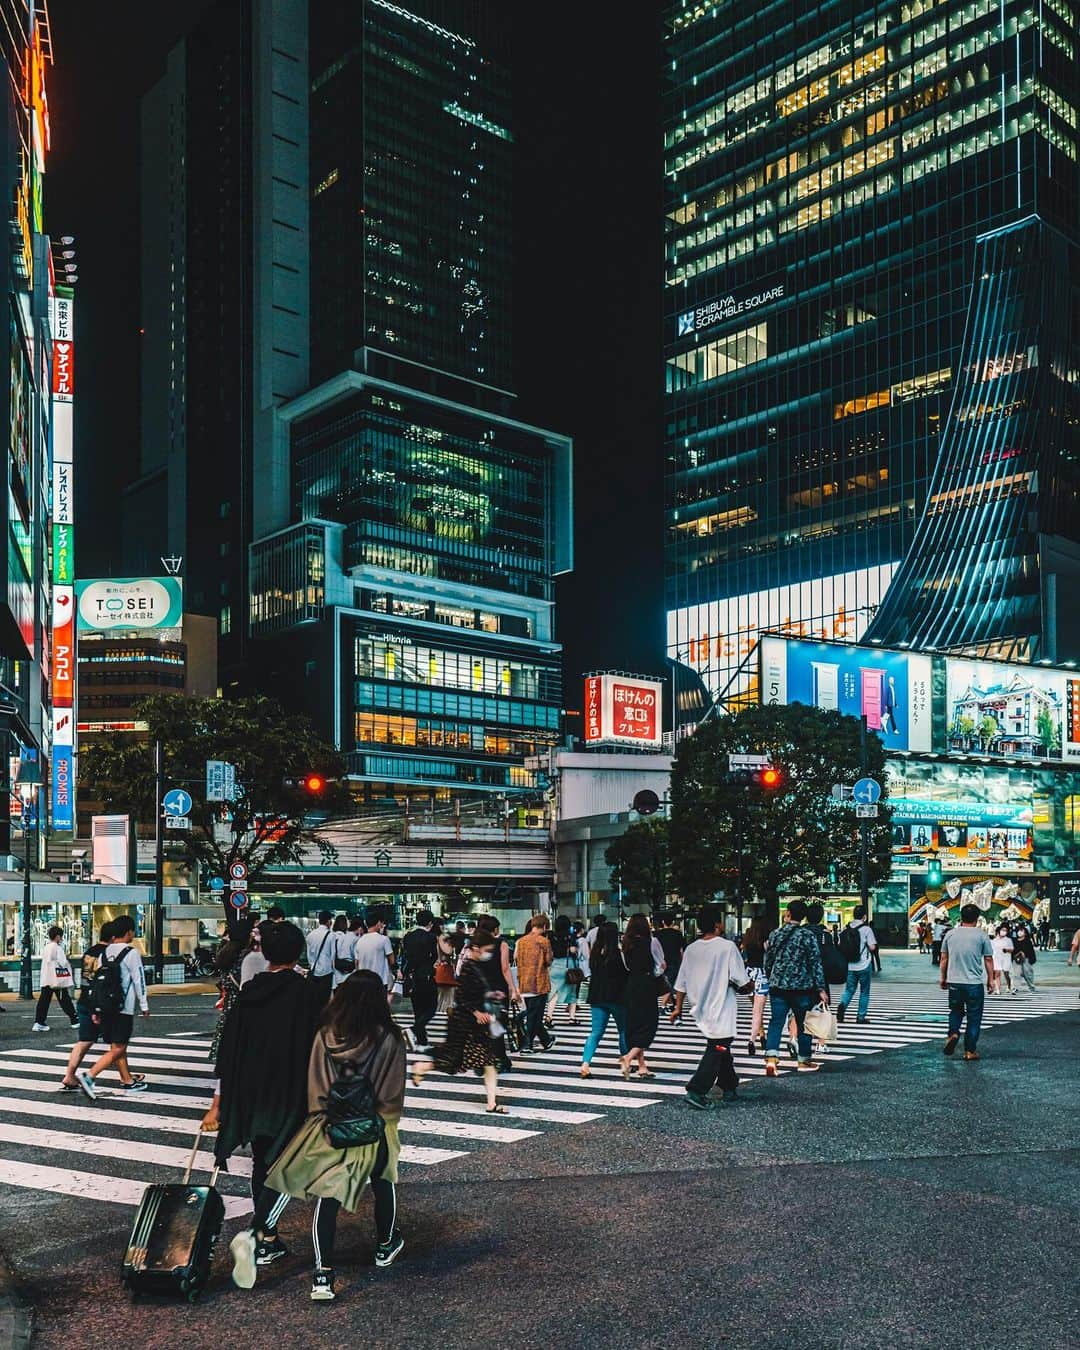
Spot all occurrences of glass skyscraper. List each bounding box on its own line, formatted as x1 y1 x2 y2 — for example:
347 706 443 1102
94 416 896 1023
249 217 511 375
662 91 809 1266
663 0 1080 702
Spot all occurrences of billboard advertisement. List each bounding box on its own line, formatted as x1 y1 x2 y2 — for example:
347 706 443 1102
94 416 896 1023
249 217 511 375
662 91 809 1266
945 658 1080 764
760 635 932 752
889 798 1034 872
51 745 73 832
51 586 74 705
583 674 663 747
76 576 183 633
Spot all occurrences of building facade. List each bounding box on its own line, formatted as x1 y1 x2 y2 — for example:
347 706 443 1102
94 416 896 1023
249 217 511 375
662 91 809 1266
663 0 1080 702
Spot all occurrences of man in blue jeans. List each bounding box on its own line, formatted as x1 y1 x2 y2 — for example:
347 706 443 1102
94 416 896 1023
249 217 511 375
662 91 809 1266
836 905 878 1023
940 902 995 1061
763 899 829 1076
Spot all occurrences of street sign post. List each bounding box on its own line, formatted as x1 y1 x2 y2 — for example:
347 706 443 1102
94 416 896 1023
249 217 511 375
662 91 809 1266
728 753 771 770
228 877 248 891
164 815 190 830
853 777 882 805
855 803 879 819
206 760 237 803
229 890 249 910
229 861 248 882
208 876 225 892
162 788 192 818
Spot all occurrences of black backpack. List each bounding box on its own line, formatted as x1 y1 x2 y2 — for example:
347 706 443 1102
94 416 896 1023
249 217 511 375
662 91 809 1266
323 1042 386 1149
88 946 132 1017
820 930 849 984
838 924 864 966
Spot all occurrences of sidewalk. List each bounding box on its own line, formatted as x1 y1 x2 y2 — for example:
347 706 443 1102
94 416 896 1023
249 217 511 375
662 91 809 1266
877 946 1078 987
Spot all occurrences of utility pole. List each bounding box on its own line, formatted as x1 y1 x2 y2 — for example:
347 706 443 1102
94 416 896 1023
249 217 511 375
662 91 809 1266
154 738 164 983
859 715 870 916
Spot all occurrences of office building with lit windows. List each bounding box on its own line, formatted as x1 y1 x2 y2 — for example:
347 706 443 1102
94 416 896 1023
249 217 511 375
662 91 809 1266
663 0 1080 703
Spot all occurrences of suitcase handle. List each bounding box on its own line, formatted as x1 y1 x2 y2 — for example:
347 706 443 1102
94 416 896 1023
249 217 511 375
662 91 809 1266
183 1128 221 1187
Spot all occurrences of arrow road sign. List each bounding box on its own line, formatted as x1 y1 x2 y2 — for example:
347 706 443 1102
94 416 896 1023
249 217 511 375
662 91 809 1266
208 876 225 892
853 777 882 805
162 788 192 817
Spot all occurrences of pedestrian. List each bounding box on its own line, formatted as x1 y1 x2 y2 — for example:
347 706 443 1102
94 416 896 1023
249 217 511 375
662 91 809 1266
401 909 439 1052
472 914 521 1025
940 902 995 1060
656 912 687 1001
448 921 467 957
763 899 829 1076
215 921 314 1257
582 913 607 954
579 921 627 1077
329 915 356 993
836 905 878 1023
32 926 78 1031
1012 925 1037 992
618 913 660 1080
931 914 947 966
353 913 396 993
434 921 458 1016
412 927 511 1113
1037 916 1051 950
739 916 771 1055
230 969 407 1302
1067 927 1080 966
74 915 150 1099
59 921 115 1091
306 912 336 1014
209 921 254 1062
670 904 752 1109
991 923 1014 994
545 914 582 1027
514 913 556 1051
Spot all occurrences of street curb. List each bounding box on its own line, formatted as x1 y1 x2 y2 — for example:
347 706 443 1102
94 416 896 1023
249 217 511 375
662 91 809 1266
1 981 217 1003
0 1247 31 1350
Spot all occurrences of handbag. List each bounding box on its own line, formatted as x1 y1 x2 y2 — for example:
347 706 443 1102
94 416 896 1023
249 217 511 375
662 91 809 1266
434 960 458 987
803 1001 838 1043
334 957 356 975
564 952 584 987
323 1044 386 1149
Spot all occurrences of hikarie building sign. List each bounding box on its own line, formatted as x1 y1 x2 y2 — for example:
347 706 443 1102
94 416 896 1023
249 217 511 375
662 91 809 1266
583 674 663 748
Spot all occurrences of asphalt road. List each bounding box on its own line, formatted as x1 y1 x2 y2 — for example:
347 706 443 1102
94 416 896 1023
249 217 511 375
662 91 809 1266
1 958 1078 1349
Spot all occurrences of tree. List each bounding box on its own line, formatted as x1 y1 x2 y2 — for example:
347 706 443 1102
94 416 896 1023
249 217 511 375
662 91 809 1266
1036 704 1061 755
668 703 893 926
605 818 670 910
80 694 350 916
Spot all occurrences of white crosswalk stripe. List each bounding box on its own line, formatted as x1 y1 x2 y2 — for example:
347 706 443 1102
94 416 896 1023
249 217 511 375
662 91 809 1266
0 980 1072 1214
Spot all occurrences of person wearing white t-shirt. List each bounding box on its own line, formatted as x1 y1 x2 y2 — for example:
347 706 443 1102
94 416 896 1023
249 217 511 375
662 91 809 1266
331 919 358 991
991 925 1014 994
836 906 878 1023
670 905 751 1109
353 917 395 989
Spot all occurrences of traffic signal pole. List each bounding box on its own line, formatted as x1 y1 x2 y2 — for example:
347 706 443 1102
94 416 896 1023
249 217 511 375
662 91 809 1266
154 738 165 983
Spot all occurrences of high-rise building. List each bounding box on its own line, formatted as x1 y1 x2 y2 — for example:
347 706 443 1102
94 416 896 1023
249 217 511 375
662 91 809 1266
663 0 1080 702
129 0 572 805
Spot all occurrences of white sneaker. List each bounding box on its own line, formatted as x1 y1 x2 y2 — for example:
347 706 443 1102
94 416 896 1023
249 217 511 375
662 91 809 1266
75 1068 97 1100
31 1022 49 1032
230 1230 258 1290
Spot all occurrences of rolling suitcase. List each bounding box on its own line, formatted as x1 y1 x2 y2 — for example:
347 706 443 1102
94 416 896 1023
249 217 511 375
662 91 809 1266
121 1128 225 1301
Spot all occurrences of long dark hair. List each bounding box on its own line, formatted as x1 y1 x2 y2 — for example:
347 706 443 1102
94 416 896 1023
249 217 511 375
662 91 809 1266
741 916 771 966
320 969 403 1049
621 912 651 954
593 921 621 967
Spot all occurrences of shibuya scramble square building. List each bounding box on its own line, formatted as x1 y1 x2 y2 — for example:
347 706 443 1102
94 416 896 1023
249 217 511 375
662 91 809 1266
662 0 1080 938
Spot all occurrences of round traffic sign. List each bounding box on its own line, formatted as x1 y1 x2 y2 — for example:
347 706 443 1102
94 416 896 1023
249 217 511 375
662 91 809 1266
163 788 192 816
208 876 225 892
229 890 249 910
229 860 248 880
853 777 882 805
632 789 660 816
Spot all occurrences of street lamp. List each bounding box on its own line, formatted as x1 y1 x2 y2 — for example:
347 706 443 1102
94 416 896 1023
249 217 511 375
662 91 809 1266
15 755 43 1001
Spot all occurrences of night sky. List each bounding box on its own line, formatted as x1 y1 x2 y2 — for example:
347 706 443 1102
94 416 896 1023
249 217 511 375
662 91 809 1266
44 1 666 706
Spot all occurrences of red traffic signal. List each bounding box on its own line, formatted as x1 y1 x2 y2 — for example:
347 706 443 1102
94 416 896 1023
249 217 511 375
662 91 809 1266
758 766 783 790
301 773 325 793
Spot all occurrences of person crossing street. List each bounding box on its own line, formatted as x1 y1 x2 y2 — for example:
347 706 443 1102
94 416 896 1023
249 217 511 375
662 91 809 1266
940 903 995 1061
836 906 878 1023
763 900 829 1076
670 905 751 1109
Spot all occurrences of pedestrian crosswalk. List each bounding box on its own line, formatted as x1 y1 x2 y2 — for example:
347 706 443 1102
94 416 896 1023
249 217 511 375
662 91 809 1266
0 982 1074 1217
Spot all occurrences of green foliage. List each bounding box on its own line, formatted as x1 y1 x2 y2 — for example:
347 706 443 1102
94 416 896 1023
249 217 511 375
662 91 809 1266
668 703 893 922
605 818 670 909
80 694 349 901
1036 704 1061 754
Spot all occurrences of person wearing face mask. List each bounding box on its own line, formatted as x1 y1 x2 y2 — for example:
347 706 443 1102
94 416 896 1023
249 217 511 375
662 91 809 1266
410 928 509 1114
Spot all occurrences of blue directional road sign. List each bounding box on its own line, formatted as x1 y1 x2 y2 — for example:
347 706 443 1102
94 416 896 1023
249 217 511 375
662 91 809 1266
208 876 225 892
163 788 193 817
852 777 882 805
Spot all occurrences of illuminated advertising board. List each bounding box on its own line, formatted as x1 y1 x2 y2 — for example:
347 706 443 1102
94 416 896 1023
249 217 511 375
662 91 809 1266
53 521 74 584
76 576 183 633
759 635 933 752
945 658 1080 764
51 746 73 832
52 460 72 523
51 586 75 706
583 674 663 747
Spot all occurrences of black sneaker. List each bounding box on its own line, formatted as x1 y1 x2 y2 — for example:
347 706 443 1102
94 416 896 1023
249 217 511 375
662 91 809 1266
310 1268 336 1301
943 1033 960 1057
59 1080 79 1092
374 1233 404 1268
540 1034 557 1050
721 1089 741 1103
685 1089 713 1110
835 1004 846 1023
256 1235 288 1266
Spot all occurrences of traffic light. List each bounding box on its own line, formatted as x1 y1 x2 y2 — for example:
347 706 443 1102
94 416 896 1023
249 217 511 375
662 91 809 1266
927 857 943 887
758 766 783 790
282 772 331 793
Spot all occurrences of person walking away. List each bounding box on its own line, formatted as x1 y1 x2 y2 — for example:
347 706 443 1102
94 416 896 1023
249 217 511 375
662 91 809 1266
328 915 355 994
401 910 439 1052
1037 917 1051 950
739 916 772 1054
1067 926 1080 967
449 921 467 957
582 914 607 956
33 926 78 1030
931 915 947 966
836 905 878 1023
472 914 521 1065
231 970 407 1302
1012 925 1037 992
579 921 628 1076
671 905 752 1109
545 914 581 1027
991 924 1014 994
74 916 150 1098
306 912 336 1014
215 922 314 1262
412 928 511 1113
656 913 687 1016
762 899 829 1076
59 921 114 1091
514 914 555 1051
434 922 458 1017
619 913 660 1080
940 903 995 1060
353 914 396 994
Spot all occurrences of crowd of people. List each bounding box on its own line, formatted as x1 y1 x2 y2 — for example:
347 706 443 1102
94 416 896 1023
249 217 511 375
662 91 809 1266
918 912 1041 993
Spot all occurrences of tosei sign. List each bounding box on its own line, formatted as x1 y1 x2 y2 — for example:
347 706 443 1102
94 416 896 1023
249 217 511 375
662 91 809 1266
583 674 663 748
76 576 183 633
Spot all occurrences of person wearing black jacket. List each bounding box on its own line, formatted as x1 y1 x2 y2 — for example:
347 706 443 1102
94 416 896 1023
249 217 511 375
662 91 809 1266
579 922 627 1077
401 910 439 1053
1012 924 1038 992
214 922 315 1267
